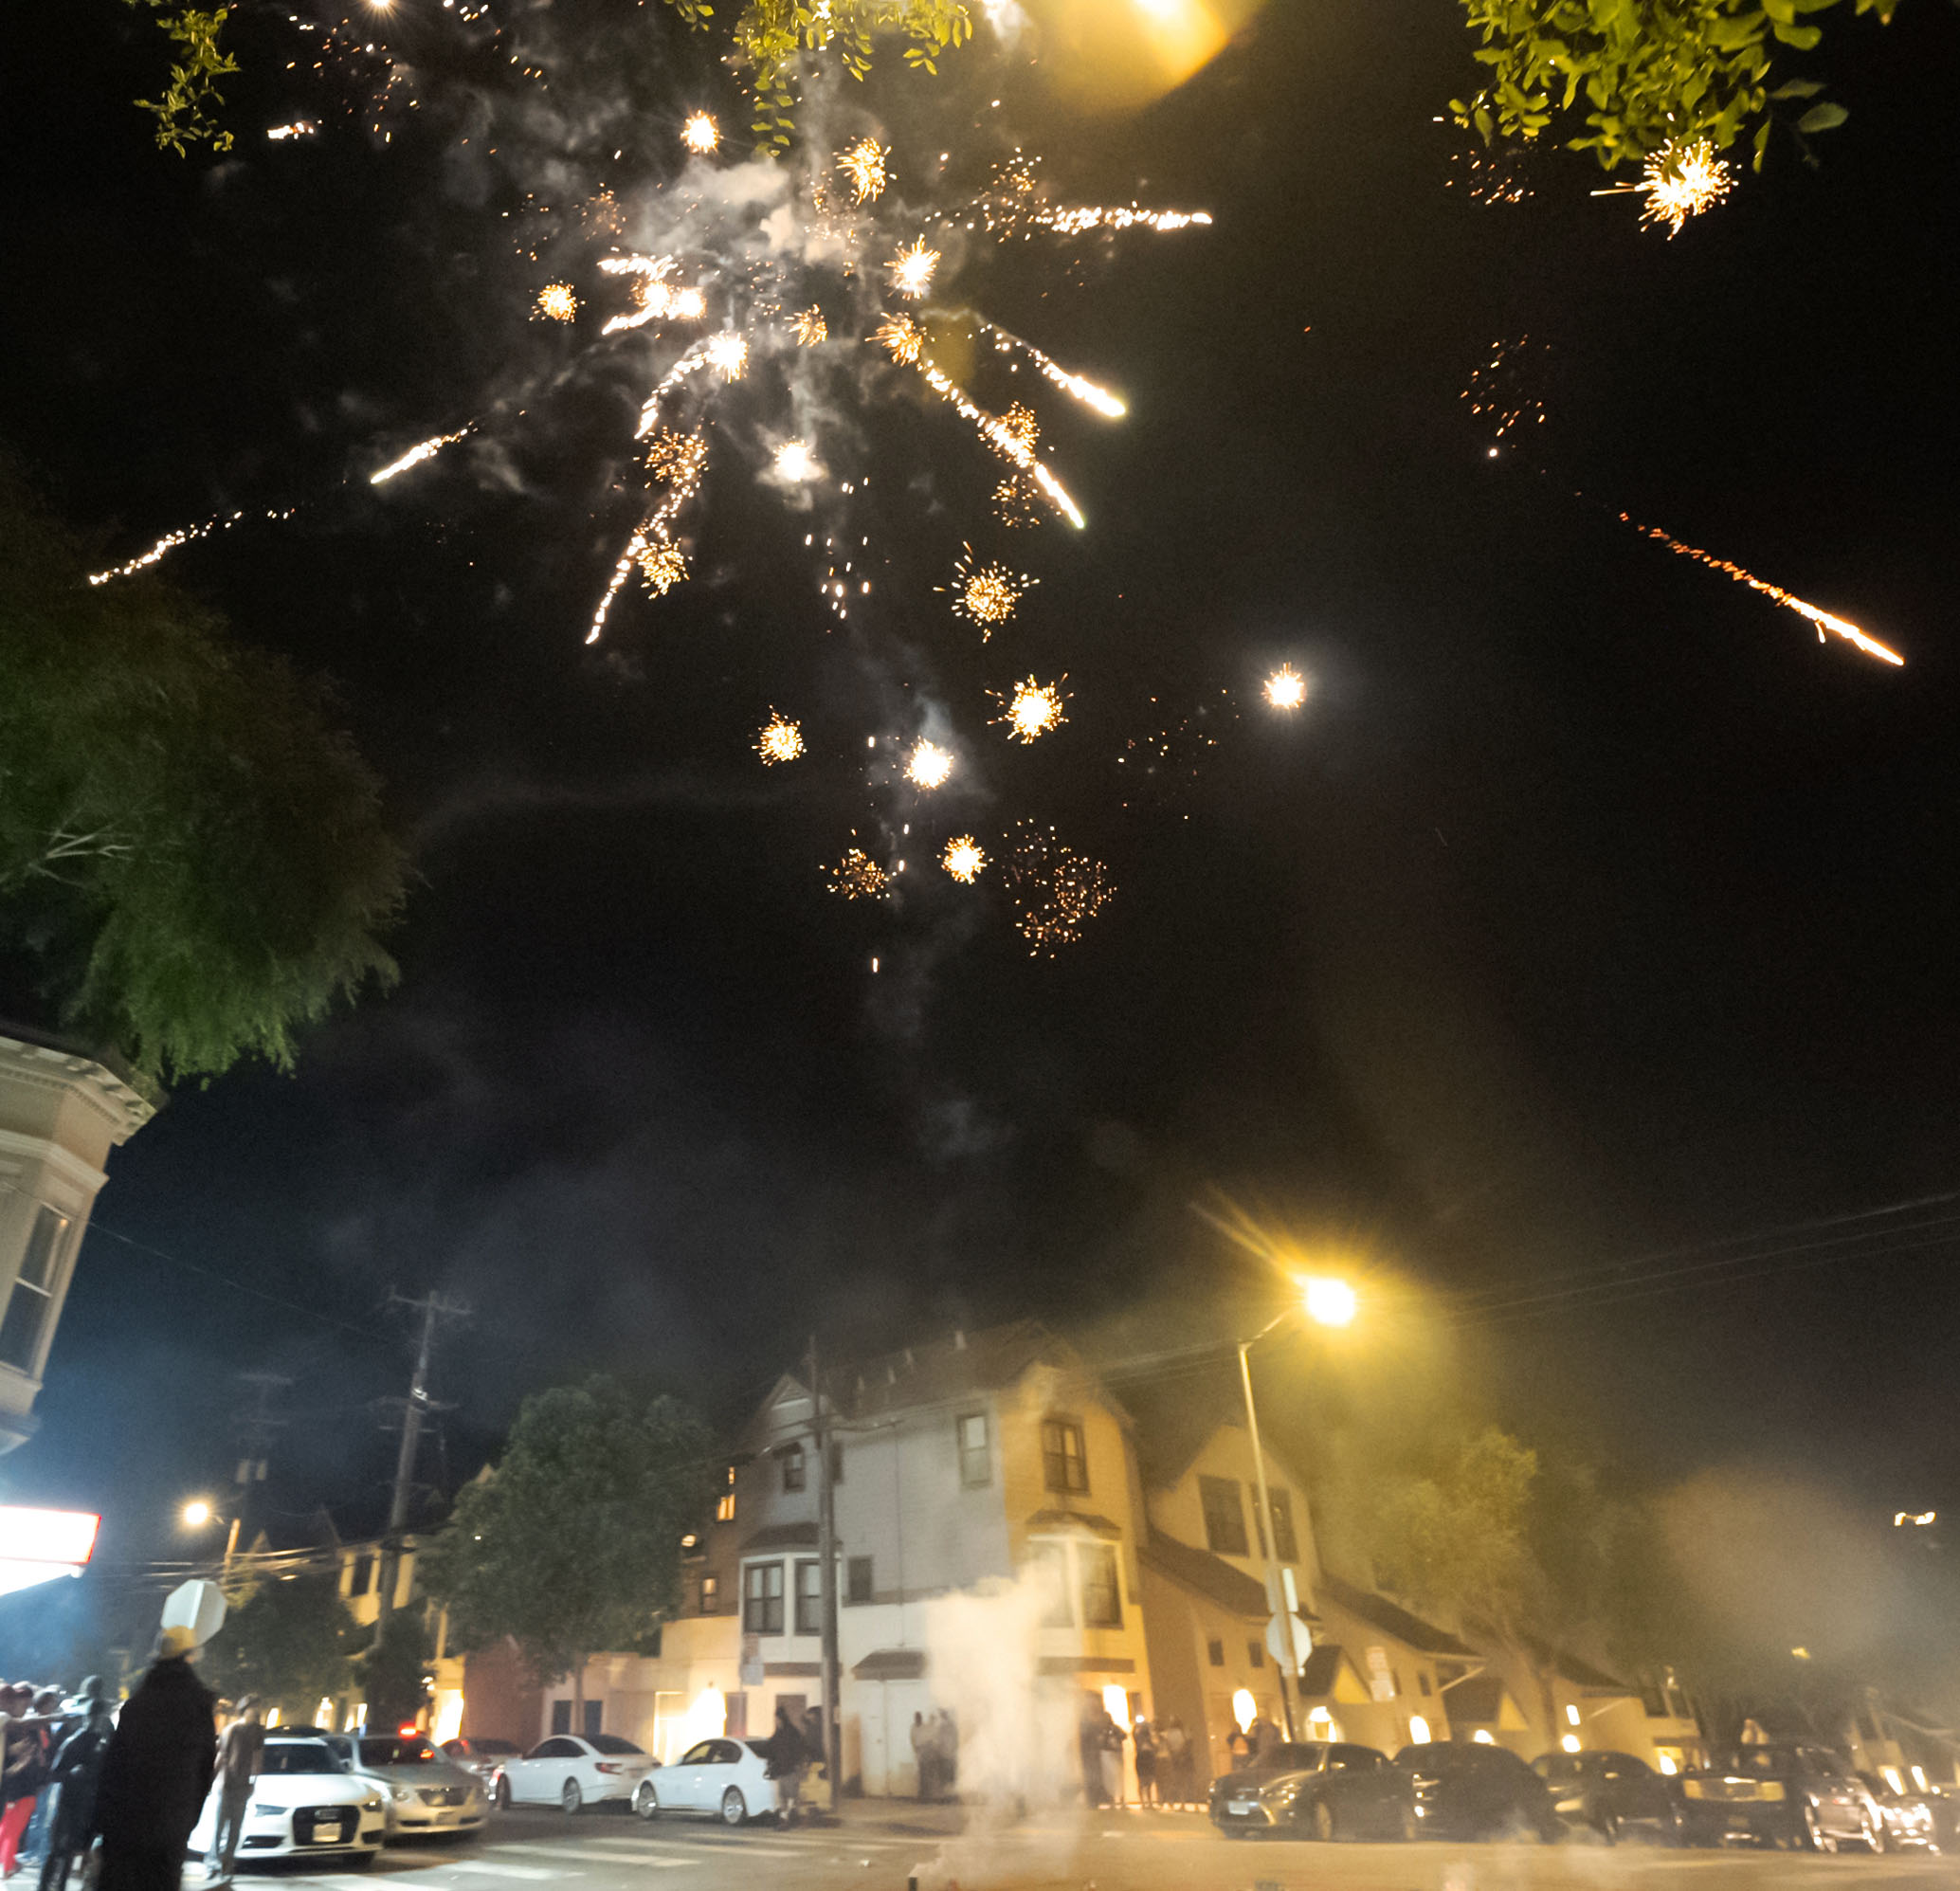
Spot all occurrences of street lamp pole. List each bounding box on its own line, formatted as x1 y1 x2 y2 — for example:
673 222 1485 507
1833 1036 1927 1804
1237 1320 1297 1742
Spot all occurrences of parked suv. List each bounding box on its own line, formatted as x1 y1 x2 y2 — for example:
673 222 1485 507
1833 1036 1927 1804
1679 1744 1880 1851
1395 1741 1564 1841
1534 1750 1681 1844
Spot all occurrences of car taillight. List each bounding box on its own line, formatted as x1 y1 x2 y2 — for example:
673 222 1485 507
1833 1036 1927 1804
596 1763 624 1774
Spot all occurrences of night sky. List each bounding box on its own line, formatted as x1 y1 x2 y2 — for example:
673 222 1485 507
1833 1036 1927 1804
3 0 1958 1567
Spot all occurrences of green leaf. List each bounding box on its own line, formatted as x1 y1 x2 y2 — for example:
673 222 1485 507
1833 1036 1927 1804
1769 19 1823 44
1796 99 1849 130
1769 77 1825 98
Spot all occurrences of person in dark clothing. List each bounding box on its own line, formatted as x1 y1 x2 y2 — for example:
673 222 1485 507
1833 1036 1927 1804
800 1708 825 1780
763 1705 806 1823
37 1682 113 1891
92 1631 216 1891
2 1686 52 1879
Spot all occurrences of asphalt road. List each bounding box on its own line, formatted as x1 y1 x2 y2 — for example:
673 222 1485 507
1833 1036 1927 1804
255 1806 1960 1891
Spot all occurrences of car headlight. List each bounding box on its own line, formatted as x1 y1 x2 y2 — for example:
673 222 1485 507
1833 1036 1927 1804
248 1804 285 1820
365 1797 384 1812
1556 1797 1586 1813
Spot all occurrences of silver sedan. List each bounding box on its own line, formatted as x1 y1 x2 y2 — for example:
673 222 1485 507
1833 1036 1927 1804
324 1733 488 1838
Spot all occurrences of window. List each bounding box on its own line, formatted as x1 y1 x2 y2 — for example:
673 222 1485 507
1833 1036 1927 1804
1418 1671 1433 1698
583 1701 603 1738
743 1560 785 1635
532 1736 581 1757
588 1736 644 1755
0 1206 70 1373
1207 1639 1225 1668
1641 1680 1668 1718
1041 1419 1088 1494
1268 1488 1300 1564
1199 1476 1249 1556
846 1556 873 1606
700 1574 719 1613
957 1412 990 1487
781 1446 806 1493
550 1701 572 1735
1028 1540 1074 1627
1080 1543 1122 1627
794 1559 822 1635
717 1465 736 1523
643 1625 662 1658
1247 1640 1265 1669
350 1554 375 1597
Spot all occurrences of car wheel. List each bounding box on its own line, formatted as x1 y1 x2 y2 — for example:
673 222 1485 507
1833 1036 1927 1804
561 1778 583 1815
1799 1802 1832 1852
1860 1809 1883 1855
1312 1800 1335 1843
634 1781 661 1821
495 1777 511 1810
720 1787 747 1827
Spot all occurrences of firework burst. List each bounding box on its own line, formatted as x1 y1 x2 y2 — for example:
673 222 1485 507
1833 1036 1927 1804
636 539 689 594
943 545 1034 634
534 282 578 322
755 711 805 763
837 136 889 203
906 739 954 790
942 835 988 882
681 112 719 155
1264 664 1307 710
874 313 923 364
1592 137 1733 235
888 240 939 299
1007 822 1116 955
827 846 891 900
790 305 827 346
994 675 1068 742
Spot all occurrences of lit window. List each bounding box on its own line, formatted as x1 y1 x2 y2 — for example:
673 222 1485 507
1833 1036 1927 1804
1080 1543 1122 1627
794 1559 821 1635
742 1561 784 1635
1199 1477 1249 1557
717 1465 736 1524
781 1446 806 1493
700 1575 718 1613
957 1412 990 1488
0 1206 71 1373
1041 1420 1087 1494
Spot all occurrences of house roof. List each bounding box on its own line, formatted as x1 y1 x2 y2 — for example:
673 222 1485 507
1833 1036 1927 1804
740 1522 819 1554
829 1319 1098 1420
1442 1674 1509 1724
1315 1573 1474 1657
1139 1528 1269 1618
1548 1648 1634 1694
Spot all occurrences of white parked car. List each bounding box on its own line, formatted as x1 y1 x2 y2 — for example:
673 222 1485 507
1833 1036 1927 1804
498 1734 655 1811
323 1733 487 1838
190 1734 385 1868
633 1739 782 1827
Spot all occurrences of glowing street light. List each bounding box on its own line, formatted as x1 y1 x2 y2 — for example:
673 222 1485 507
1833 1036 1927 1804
1301 1276 1357 1328
181 1500 214 1529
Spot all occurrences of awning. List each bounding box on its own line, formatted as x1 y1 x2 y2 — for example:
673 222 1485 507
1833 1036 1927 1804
853 1648 927 1681
740 1522 820 1554
1025 1508 1124 1537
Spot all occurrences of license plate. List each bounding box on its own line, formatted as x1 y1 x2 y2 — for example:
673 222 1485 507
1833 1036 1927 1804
1227 1800 1256 1815
308 1821 350 1845
1727 1813 1752 1829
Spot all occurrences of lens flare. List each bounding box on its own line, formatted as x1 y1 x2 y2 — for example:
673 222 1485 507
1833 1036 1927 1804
995 675 1068 742
837 136 889 203
942 835 987 882
888 240 939 299
534 282 578 322
681 112 719 155
906 739 953 790
755 712 805 764
1264 664 1306 709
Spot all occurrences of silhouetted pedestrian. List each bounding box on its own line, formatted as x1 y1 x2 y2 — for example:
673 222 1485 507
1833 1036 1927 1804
93 1630 215 1891
38 1681 113 1891
204 1699 263 1883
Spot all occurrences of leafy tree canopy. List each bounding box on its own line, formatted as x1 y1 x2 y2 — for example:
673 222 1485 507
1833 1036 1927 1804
357 1610 432 1733
1453 0 1894 173
124 1 238 155
201 1574 355 1720
0 468 407 1086
420 1379 716 1697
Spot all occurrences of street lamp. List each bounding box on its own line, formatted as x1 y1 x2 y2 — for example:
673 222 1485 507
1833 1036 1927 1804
180 1500 213 1529
1238 1274 1356 1741
179 1497 241 1566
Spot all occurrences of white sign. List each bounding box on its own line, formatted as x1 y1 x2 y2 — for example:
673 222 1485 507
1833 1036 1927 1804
161 1578 227 1648
1265 1610 1313 1675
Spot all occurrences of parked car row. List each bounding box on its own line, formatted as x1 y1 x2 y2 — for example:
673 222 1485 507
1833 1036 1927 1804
1209 1738 1945 1852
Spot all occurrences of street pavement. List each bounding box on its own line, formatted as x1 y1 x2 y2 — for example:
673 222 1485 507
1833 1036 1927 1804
250 1805 1960 1891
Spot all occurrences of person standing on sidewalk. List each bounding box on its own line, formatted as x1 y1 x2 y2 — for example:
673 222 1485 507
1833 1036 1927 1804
1131 1715 1158 1807
38 1681 114 1891
92 1627 216 1891
204 1700 263 1884
1 1686 51 1878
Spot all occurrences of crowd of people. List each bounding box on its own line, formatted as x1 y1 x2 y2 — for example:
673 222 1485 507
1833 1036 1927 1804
1077 1697 1198 1808
1 1678 120 1891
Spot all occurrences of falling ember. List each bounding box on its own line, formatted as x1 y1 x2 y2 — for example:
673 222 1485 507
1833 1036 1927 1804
790 306 827 347
705 333 749 380
86 507 298 587
943 546 1034 634
827 847 891 900
772 440 821 482
755 713 805 764
1264 664 1307 710
888 241 939 299
996 675 1068 742
1622 516 1902 665
942 836 988 882
644 427 709 491
534 282 578 322
837 136 889 203
636 539 689 595
1007 822 1115 955
265 120 317 140
906 740 954 790
370 426 472 485
874 314 923 365
681 112 719 155
916 361 1085 529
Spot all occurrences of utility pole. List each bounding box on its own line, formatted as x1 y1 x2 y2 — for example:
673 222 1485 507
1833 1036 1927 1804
227 1372 291 1572
377 1292 468 1627
1238 1336 1297 1741
808 1335 842 1809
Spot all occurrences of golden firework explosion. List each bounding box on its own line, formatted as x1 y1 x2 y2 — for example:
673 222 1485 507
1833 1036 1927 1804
755 712 805 764
874 313 923 364
534 282 578 322
772 440 821 482
942 836 988 882
1640 138 1733 237
888 240 938 299
996 675 1068 743
681 112 719 155
906 739 953 790
828 846 891 900
705 333 749 380
636 539 688 595
944 546 1034 635
790 305 827 347
1007 822 1115 955
644 427 708 490
1264 664 1307 710
837 136 889 203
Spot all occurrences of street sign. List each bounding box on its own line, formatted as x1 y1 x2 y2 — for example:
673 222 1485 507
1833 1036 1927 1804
1265 1610 1312 1675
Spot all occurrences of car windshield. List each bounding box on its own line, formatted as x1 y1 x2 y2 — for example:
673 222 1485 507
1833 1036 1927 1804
261 1743 345 1775
359 1737 438 1767
1722 1750 1792 1775
587 1735 644 1756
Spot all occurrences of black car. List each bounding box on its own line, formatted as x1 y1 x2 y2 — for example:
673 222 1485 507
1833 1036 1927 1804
1678 1744 1880 1851
1533 1750 1681 1844
1208 1740 1415 1841
1395 1741 1564 1842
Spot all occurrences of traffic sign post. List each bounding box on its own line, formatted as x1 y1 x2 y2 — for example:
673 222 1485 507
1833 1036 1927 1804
1265 1609 1313 1676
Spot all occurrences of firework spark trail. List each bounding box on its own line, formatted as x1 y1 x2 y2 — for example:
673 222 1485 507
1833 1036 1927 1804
976 319 1126 418
1591 137 1733 236
370 425 474 484
828 845 891 899
1622 516 1902 666
916 362 1085 529
1007 821 1115 954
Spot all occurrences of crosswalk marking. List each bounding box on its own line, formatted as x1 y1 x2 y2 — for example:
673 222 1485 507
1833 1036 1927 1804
583 1836 804 1859
437 1861 563 1881
486 1845 687 1870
